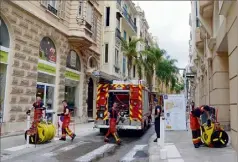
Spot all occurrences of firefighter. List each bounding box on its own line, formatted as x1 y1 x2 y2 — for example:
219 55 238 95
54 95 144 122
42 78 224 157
58 100 76 141
154 101 161 142
26 96 44 128
104 102 121 145
190 105 211 148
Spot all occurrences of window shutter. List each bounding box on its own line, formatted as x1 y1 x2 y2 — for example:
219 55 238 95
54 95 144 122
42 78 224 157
40 0 48 8
58 0 66 19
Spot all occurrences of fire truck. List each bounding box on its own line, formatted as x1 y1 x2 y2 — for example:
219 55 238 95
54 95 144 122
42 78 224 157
94 80 152 133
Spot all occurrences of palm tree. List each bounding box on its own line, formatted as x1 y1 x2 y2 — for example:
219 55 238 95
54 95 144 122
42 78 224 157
121 38 142 79
141 47 165 91
155 56 179 93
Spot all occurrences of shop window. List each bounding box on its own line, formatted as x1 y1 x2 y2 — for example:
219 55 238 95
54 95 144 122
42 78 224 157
65 86 76 116
66 50 81 71
39 37 56 63
0 17 10 48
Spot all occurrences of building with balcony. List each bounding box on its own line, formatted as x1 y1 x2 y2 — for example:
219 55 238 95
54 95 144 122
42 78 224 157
101 0 138 82
187 0 238 152
0 0 104 134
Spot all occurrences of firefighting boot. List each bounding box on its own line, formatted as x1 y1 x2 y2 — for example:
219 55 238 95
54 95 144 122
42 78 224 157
71 134 76 141
104 137 109 142
59 137 66 141
116 139 121 145
194 143 200 148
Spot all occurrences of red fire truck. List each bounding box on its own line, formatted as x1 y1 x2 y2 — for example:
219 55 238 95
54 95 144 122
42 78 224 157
94 80 152 134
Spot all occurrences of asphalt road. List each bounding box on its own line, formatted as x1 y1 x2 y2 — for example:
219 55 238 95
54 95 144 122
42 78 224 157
1 126 154 162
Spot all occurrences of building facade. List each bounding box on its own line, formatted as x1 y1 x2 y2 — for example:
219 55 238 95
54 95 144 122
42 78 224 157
188 1 238 151
101 1 157 82
0 0 103 134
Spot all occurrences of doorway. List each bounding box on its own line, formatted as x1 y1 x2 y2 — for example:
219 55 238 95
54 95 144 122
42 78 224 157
36 82 55 122
87 78 94 118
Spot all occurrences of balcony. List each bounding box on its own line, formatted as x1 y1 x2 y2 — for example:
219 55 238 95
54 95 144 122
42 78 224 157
199 1 214 18
116 0 123 15
115 28 122 40
195 27 204 49
122 7 137 33
68 18 94 49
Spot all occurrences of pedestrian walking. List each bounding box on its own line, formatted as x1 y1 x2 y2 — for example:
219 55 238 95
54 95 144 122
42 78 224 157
58 100 76 141
104 102 121 145
154 101 162 142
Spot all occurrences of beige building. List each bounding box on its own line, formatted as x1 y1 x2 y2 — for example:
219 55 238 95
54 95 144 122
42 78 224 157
0 0 104 134
188 1 238 151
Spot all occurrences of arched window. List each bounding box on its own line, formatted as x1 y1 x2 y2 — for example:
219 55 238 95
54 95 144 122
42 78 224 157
0 17 10 48
66 50 81 71
89 57 97 68
39 37 56 63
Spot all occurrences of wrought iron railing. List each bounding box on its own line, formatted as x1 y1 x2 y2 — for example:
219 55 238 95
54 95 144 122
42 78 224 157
115 28 121 39
122 7 137 32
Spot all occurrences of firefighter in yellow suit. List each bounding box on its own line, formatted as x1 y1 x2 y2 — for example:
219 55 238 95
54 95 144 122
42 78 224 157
104 102 121 145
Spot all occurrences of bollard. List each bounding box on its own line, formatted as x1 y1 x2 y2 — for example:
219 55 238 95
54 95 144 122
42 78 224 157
160 117 165 148
160 116 167 160
26 114 31 147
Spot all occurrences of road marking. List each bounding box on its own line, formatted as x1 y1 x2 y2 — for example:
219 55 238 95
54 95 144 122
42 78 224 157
168 159 184 162
4 144 34 152
42 141 89 157
120 145 147 162
165 144 181 158
74 143 116 162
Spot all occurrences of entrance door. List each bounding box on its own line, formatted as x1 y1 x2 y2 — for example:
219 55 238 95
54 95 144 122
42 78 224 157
36 83 55 122
87 78 94 118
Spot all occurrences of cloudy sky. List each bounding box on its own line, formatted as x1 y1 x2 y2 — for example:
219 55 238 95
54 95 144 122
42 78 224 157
135 1 191 69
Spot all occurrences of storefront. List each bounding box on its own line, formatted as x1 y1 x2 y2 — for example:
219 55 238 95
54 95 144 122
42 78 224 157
37 37 57 122
65 50 82 117
0 17 10 123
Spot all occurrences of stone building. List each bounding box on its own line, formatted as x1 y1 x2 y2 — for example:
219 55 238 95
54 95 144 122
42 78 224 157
0 0 103 134
188 1 238 151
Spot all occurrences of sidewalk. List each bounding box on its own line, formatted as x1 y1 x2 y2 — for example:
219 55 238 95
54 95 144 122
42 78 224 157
148 130 237 162
0 122 98 151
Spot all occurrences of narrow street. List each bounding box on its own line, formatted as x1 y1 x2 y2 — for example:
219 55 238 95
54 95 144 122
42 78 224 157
1 124 154 162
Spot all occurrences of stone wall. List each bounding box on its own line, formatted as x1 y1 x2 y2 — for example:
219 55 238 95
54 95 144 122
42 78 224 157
1 1 69 133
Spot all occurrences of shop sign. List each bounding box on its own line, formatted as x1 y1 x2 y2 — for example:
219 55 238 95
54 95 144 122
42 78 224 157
37 62 56 75
0 50 8 64
65 70 80 81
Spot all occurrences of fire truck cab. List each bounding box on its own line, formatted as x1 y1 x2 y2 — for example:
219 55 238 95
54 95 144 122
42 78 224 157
94 80 152 133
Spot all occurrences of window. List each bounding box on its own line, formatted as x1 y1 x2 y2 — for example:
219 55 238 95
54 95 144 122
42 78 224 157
104 43 109 63
39 37 56 63
86 2 93 25
115 49 119 65
0 18 10 48
78 1 83 16
129 37 131 42
124 31 126 40
48 0 57 8
40 0 58 15
134 18 136 26
106 7 110 26
133 65 136 78
123 56 126 75
66 50 81 71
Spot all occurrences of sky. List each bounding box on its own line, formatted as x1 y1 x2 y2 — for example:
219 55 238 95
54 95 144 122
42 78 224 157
135 1 191 69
